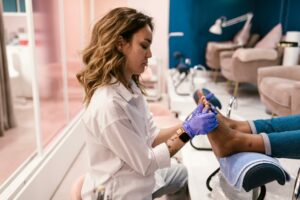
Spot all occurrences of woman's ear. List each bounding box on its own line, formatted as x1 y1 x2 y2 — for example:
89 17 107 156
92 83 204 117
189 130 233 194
116 36 124 52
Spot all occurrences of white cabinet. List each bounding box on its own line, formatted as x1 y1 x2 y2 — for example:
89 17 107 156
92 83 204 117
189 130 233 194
141 57 163 101
283 31 300 66
6 45 33 98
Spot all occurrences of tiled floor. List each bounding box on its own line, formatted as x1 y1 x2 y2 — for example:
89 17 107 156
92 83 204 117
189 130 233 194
51 75 300 200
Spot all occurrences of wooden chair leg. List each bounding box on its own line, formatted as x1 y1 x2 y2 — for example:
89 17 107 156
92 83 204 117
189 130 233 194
271 113 277 118
213 69 219 82
233 81 239 97
226 80 232 89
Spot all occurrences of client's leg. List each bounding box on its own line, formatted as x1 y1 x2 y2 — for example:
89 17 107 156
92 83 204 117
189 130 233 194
258 129 300 159
207 120 265 158
253 114 300 134
252 114 300 159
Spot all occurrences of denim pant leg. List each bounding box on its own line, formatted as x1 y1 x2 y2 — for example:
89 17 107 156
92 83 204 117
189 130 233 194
253 114 300 134
251 114 300 159
152 163 189 200
266 129 300 159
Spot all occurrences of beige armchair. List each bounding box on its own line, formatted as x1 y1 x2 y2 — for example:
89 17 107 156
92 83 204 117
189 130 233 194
220 47 283 96
206 41 241 70
206 33 261 69
205 34 260 81
258 65 300 116
219 23 283 96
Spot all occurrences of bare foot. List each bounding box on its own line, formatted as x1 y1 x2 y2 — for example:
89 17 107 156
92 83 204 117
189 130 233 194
207 120 239 158
199 96 251 133
216 111 237 129
207 120 265 158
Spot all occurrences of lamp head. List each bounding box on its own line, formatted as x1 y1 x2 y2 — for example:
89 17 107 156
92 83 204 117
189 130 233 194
209 18 222 35
209 13 253 35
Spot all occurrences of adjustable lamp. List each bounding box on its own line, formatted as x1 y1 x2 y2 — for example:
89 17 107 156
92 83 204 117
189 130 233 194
209 13 253 35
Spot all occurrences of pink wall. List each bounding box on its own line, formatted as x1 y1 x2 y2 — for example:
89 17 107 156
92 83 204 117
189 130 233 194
94 0 127 21
64 0 82 61
64 0 127 61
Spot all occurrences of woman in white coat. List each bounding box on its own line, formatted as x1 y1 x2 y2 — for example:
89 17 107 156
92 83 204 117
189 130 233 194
77 7 218 200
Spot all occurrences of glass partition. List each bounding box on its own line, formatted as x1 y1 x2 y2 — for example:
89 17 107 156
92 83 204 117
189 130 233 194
0 1 36 185
0 0 84 187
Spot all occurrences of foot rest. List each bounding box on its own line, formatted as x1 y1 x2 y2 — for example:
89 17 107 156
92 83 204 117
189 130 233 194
242 162 288 192
219 152 289 192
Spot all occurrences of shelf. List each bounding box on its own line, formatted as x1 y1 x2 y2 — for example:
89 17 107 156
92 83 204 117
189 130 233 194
3 12 26 17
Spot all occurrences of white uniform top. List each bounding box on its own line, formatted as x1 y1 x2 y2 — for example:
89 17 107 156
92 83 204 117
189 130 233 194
81 78 171 200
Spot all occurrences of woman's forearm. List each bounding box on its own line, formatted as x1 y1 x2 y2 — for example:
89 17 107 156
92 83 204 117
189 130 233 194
152 122 182 147
165 129 187 157
152 125 191 157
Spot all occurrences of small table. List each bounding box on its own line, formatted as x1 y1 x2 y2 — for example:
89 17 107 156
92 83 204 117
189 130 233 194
283 47 299 66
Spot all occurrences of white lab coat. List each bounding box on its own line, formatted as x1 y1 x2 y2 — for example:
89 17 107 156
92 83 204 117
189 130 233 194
81 78 170 200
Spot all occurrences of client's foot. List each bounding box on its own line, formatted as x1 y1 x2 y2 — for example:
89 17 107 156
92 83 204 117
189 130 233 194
207 120 239 158
216 111 237 129
207 120 265 158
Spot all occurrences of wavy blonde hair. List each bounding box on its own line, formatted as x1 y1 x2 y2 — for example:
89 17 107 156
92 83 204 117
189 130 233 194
77 7 153 105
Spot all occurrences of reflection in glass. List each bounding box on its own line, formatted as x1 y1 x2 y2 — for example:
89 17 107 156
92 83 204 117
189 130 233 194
0 2 36 185
0 0 84 186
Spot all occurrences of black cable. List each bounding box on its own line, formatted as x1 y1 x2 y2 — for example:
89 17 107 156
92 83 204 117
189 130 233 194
189 139 212 151
257 185 266 200
206 167 220 191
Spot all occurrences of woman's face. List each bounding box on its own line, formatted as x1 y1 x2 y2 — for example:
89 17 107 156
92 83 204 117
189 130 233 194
121 25 152 82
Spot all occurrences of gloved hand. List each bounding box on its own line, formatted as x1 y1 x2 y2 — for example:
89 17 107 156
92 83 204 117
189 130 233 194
189 101 217 118
198 96 218 115
183 108 218 138
190 103 204 117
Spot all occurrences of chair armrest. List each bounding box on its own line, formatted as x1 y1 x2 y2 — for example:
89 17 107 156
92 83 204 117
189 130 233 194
220 50 235 59
215 43 243 51
233 48 278 62
292 81 300 114
258 66 300 85
294 81 300 89
207 41 243 51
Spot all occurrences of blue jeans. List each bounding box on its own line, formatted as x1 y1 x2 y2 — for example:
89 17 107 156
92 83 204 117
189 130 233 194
152 163 189 200
252 114 300 159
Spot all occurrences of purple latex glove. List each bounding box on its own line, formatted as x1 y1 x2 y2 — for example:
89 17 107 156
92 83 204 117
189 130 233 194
201 104 219 117
183 111 218 138
190 103 204 117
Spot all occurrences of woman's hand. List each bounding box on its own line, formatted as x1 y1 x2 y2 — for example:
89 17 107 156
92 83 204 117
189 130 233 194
183 104 218 138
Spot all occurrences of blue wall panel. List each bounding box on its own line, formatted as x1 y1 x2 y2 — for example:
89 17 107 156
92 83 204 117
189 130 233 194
252 0 282 35
169 0 297 68
3 0 17 12
169 0 256 68
285 0 300 31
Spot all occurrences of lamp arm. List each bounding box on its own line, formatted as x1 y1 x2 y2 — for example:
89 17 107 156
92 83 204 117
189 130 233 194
222 13 253 27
